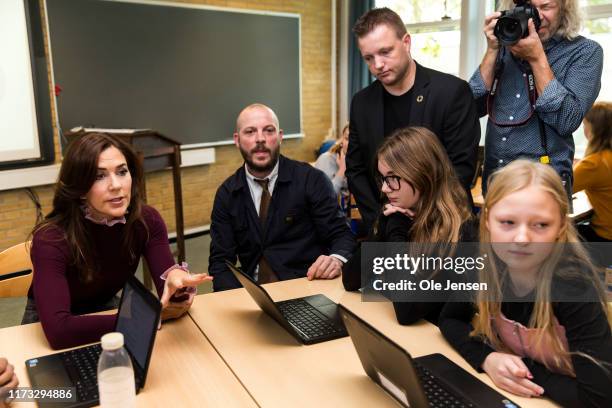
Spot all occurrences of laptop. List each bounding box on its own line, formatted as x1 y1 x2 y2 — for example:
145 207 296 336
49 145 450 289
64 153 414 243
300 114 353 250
226 260 348 344
25 276 161 408
339 305 521 408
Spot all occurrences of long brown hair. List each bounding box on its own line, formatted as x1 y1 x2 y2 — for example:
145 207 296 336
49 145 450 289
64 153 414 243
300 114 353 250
376 127 471 243
31 133 147 282
584 101 612 156
473 160 610 373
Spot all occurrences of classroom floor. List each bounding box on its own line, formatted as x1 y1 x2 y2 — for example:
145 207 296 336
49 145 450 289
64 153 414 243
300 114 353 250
0 234 213 329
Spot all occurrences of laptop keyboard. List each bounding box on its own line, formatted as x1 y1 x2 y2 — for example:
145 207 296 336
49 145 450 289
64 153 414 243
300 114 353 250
277 299 344 340
414 361 474 408
62 344 102 402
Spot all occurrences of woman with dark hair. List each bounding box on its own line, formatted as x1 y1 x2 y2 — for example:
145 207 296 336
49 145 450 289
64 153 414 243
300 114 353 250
342 127 477 325
24 133 211 349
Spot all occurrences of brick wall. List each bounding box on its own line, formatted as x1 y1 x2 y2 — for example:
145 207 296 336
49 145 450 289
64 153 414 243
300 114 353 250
0 0 332 250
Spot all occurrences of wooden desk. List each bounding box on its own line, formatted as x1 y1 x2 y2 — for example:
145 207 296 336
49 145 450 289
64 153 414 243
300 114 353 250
471 177 592 222
189 280 397 407
0 313 256 407
189 278 558 407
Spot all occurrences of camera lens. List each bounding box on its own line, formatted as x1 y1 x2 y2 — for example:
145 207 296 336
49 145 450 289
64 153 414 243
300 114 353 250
495 16 524 46
494 4 541 46
501 19 521 41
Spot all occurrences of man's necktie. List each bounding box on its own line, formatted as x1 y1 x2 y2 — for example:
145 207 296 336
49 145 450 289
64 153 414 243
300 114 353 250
254 178 278 283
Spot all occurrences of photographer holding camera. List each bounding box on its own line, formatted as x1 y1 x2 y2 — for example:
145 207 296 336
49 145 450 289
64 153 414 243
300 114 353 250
473 0 603 194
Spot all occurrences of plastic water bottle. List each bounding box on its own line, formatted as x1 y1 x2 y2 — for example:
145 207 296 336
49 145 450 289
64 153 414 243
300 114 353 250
97 332 136 408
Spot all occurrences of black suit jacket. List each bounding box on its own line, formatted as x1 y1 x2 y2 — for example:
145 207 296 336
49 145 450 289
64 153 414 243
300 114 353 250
346 63 480 229
208 155 356 291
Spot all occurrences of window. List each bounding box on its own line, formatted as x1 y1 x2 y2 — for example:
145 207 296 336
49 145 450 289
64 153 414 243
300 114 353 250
374 0 494 145
377 0 612 157
573 0 612 157
376 0 463 76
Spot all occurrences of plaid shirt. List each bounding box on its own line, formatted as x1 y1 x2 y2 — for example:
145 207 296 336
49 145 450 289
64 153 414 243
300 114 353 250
470 35 603 192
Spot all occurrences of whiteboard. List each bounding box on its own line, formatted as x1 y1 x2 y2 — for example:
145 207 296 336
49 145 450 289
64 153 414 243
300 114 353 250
0 0 54 170
0 0 40 162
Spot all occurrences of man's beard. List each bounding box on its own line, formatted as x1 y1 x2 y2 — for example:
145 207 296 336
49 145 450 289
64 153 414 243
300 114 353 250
539 24 558 43
240 143 280 174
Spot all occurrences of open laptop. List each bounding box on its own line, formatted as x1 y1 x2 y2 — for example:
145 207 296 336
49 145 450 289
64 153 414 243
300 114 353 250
226 260 347 344
339 305 521 408
25 276 161 408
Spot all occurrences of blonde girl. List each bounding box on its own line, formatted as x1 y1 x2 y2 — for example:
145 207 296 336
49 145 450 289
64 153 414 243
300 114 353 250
440 160 612 407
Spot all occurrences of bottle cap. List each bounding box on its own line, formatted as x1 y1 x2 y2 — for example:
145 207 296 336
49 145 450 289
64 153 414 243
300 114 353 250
101 332 124 350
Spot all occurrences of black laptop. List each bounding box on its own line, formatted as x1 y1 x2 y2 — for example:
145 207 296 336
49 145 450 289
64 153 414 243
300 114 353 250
25 276 161 408
339 305 521 408
226 260 347 344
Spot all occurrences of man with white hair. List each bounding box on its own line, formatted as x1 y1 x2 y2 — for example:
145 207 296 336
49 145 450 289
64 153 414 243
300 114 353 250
474 0 603 193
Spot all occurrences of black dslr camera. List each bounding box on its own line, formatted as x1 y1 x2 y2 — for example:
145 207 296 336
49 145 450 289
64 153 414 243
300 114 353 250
494 0 541 46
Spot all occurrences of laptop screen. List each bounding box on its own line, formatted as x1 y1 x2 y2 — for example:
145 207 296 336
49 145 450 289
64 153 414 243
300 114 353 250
116 279 158 371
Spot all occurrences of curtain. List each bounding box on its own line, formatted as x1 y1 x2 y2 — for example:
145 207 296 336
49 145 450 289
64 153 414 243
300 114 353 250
348 0 375 100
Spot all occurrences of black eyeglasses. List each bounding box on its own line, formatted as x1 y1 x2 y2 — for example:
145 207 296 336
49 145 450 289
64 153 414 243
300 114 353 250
378 174 402 191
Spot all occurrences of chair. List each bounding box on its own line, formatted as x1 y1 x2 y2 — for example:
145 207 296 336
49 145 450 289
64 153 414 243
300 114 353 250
0 242 33 298
315 139 336 158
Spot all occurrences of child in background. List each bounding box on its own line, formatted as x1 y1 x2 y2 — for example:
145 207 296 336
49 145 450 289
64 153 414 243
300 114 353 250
315 123 349 198
574 101 612 242
440 160 612 407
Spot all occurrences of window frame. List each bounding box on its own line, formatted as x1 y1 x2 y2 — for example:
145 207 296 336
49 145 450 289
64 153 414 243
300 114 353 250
371 1 612 155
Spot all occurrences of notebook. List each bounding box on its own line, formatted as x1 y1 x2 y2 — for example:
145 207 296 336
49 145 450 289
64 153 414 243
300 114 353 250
339 304 521 408
226 260 347 344
25 276 161 408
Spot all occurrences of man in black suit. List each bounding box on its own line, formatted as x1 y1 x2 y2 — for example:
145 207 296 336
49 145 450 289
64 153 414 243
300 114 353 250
347 7 480 230
208 103 356 291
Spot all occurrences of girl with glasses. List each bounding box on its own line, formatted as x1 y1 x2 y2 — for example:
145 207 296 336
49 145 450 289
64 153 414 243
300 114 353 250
343 126 477 325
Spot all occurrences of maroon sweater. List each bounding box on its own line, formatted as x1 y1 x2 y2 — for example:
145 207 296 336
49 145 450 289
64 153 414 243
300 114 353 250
29 205 174 349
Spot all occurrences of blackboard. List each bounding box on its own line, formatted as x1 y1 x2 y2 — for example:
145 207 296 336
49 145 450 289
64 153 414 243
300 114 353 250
46 0 302 147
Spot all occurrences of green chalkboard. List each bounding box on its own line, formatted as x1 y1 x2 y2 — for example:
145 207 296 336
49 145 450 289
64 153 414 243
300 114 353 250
46 0 302 147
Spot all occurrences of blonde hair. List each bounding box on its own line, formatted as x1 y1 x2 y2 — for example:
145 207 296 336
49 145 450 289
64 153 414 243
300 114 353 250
376 127 471 244
330 122 350 154
498 0 582 40
584 101 612 156
473 160 610 373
